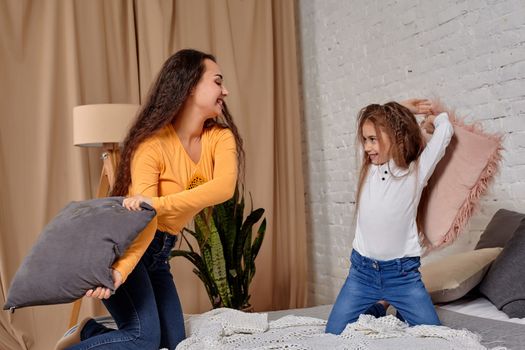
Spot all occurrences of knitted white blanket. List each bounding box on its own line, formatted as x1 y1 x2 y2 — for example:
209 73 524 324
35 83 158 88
174 308 506 350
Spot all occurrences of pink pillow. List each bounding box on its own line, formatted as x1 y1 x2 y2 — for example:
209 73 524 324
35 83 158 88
418 103 503 250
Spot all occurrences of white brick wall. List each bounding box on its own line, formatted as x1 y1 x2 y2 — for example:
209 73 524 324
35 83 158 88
297 0 525 306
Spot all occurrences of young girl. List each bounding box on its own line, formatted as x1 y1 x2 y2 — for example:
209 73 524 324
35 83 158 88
325 100 453 334
56 49 244 349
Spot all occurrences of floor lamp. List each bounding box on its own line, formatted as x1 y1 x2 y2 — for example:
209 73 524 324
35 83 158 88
70 104 139 328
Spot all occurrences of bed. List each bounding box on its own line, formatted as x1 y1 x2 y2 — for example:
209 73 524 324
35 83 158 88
265 299 525 350
62 209 525 349
269 301 524 349
170 207 523 349
69 297 520 349
437 306 524 349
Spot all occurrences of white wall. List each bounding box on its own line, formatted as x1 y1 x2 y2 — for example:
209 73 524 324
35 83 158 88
297 0 525 305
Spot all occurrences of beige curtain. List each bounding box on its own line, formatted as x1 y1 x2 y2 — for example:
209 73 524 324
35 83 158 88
271 0 308 309
0 0 306 349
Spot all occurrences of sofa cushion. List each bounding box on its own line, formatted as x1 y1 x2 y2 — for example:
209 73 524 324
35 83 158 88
475 209 525 250
421 247 502 303
479 219 525 318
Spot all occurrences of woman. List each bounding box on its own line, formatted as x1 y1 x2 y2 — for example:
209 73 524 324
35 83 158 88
56 49 244 350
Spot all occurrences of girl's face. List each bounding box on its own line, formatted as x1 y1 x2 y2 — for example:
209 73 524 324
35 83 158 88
362 120 391 165
191 59 229 118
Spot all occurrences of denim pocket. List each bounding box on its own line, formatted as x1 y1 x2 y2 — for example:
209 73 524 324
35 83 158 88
147 234 165 254
401 258 421 275
351 263 377 286
149 233 177 269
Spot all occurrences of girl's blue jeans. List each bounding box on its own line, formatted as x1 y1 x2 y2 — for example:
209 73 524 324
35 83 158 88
69 230 185 350
325 249 440 335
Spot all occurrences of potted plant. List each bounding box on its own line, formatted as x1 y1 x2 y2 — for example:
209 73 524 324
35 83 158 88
170 186 266 310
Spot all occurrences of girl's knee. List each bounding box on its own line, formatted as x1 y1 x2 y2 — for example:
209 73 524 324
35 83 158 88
326 308 360 335
325 322 344 335
402 309 440 326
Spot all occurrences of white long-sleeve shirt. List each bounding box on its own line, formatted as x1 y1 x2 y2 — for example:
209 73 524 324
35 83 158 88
352 113 454 260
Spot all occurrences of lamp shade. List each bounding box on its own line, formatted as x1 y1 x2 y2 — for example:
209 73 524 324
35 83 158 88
73 104 139 147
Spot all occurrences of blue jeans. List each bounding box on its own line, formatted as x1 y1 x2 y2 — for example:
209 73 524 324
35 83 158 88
69 231 185 350
325 249 440 334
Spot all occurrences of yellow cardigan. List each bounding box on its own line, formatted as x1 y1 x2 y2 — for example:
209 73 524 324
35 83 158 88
112 124 238 281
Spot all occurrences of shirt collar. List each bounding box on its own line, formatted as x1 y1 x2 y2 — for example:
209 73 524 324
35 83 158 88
371 159 411 176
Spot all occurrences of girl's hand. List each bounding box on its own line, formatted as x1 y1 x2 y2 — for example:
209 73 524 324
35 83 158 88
122 195 153 211
400 98 433 115
421 114 437 134
85 269 123 299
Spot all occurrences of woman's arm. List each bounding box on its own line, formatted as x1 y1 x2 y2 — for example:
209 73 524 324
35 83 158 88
86 143 161 299
111 129 237 282
128 128 238 228
113 142 161 277
101 144 161 291
153 130 237 223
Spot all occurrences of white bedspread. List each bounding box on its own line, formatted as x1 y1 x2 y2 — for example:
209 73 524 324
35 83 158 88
175 308 506 350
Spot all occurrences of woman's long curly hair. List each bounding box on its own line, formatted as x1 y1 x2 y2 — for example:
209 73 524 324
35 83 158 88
355 102 425 208
111 49 245 196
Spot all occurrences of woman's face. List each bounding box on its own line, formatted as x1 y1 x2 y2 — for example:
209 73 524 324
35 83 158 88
191 59 229 119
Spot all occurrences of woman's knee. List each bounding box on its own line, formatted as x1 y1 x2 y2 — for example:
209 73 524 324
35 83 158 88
128 326 161 349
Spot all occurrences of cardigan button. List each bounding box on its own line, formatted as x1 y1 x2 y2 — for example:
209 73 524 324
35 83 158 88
382 177 385 181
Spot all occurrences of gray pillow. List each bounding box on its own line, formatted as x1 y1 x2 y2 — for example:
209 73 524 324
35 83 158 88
4 197 156 311
479 219 525 318
475 209 525 250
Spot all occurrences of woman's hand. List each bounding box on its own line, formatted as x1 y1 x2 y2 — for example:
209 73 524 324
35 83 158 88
85 269 123 299
122 195 153 211
400 98 433 115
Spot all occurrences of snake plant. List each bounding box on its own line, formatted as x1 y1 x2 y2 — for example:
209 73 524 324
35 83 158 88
170 186 266 310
